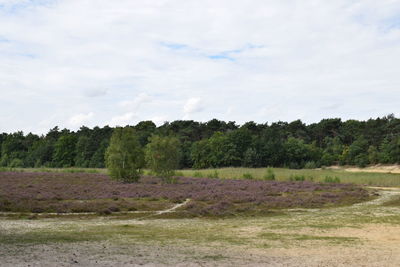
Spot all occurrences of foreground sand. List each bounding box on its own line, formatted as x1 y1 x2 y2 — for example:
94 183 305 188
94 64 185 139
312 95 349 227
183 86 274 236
1 188 400 266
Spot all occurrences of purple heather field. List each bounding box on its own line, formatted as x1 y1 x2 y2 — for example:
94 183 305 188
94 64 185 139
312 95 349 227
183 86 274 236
0 172 370 215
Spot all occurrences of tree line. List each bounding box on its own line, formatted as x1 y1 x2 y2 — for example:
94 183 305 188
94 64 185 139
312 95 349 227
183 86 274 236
1 114 400 169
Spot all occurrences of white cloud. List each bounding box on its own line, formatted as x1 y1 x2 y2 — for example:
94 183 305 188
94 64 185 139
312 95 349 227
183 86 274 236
1 0 400 133
83 88 108 98
119 93 152 110
183 97 204 115
68 112 94 127
109 112 136 127
151 115 167 126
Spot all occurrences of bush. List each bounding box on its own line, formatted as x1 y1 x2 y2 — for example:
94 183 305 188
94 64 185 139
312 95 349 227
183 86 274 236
263 168 276 181
324 176 341 183
9 158 23 168
289 174 305 181
242 173 253 179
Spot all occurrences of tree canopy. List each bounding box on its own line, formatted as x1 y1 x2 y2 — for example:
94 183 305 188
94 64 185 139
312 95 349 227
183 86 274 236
2 115 400 169
105 127 145 182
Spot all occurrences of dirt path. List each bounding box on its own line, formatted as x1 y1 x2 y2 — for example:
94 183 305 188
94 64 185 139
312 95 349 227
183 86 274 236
0 199 191 217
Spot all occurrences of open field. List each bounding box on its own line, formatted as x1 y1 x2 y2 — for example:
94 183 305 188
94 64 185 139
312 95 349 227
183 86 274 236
1 186 400 266
1 169 399 266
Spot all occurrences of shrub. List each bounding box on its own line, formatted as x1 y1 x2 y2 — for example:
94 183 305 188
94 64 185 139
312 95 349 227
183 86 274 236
324 176 341 183
263 168 276 181
289 174 305 182
9 158 23 168
242 173 253 179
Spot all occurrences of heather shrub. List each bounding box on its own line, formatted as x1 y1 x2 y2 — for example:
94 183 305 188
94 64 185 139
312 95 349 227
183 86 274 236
263 168 276 181
0 172 369 214
242 173 253 179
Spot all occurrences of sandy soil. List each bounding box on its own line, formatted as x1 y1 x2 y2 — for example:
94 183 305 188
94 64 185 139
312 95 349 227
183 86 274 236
1 188 400 266
329 164 400 174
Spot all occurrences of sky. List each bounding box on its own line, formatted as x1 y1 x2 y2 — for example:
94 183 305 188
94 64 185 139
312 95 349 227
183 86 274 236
1 0 400 134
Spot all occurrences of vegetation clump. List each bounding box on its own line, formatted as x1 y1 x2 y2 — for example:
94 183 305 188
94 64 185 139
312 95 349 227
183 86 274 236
324 176 341 183
242 173 253 179
206 170 219 179
289 174 306 182
263 168 276 181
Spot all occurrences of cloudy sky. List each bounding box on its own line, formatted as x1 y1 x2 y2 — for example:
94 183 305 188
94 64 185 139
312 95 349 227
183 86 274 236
1 0 400 134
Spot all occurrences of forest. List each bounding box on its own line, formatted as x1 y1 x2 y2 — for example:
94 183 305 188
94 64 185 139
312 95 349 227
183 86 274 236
1 114 400 169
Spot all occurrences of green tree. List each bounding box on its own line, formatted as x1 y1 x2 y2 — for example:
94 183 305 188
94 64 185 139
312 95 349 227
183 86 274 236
145 135 181 183
346 136 369 165
53 135 77 167
243 147 260 167
105 127 145 182
191 139 211 169
368 145 379 165
207 132 239 167
74 135 91 167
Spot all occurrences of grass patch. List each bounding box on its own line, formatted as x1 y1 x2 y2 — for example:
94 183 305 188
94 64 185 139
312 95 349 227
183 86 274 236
0 223 250 246
259 232 357 244
382 196 400 206
180 167 400 187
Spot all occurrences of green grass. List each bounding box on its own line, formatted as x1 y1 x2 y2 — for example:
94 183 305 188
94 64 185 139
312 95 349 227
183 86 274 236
179 167 400 187
258 232 357 244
